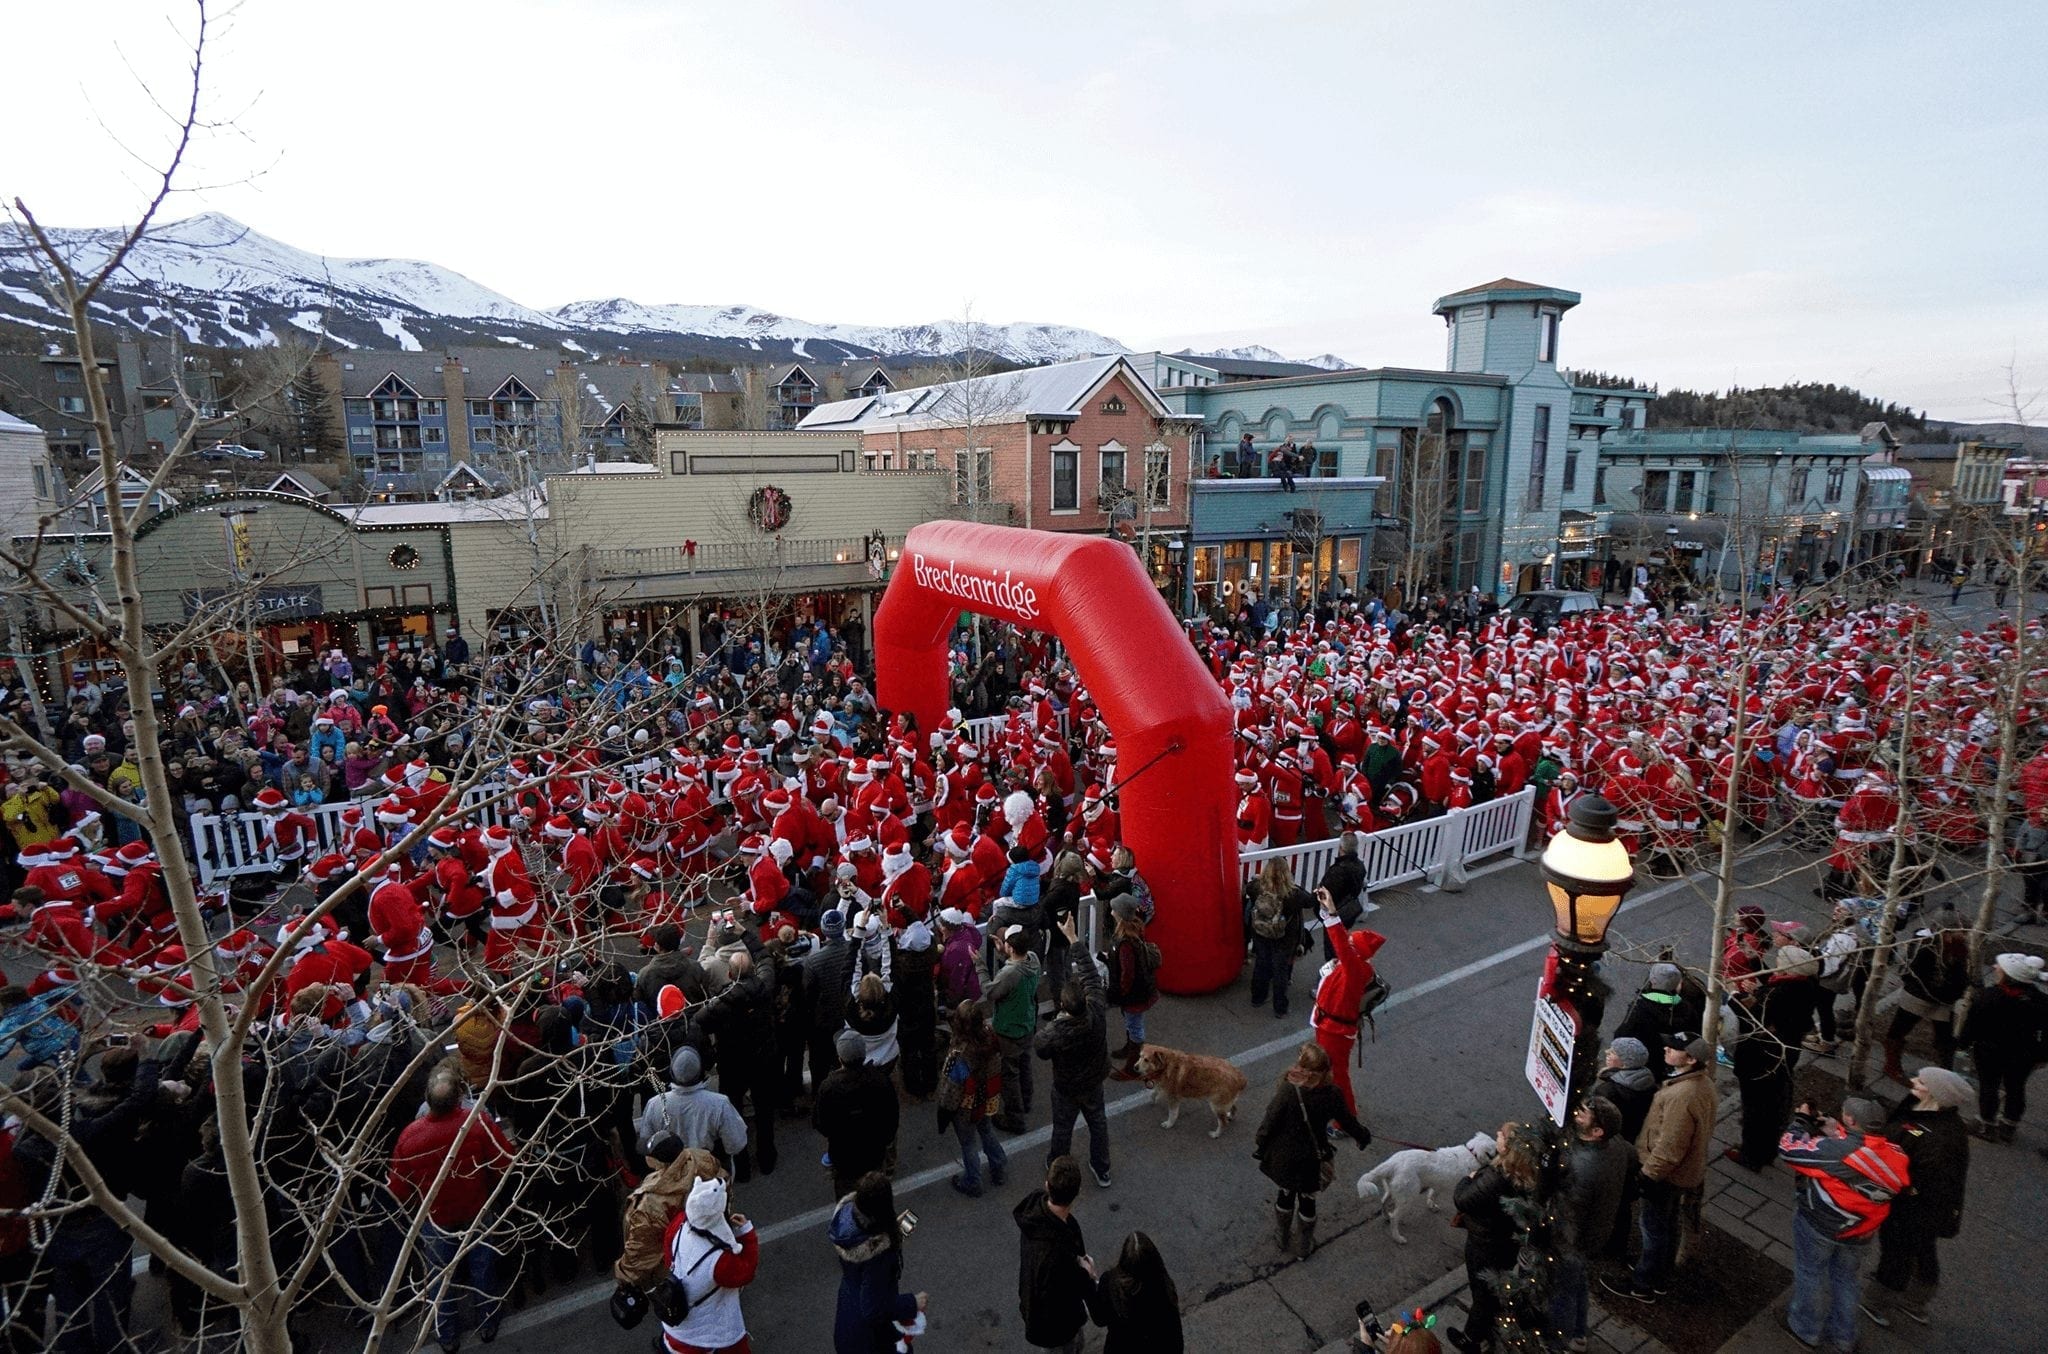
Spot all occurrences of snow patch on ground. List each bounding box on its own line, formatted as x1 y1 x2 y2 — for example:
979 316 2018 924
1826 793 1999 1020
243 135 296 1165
496 335 536 348
559 339 587 354
377 314 423 351
792 338 810 359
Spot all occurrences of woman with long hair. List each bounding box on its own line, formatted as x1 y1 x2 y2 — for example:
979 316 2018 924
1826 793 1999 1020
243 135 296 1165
1254 1042 1372 1258
1445 1122 1542 1354
940 1000 1008 1197
1085 1230 1183 1352
1244 856 1312 1018
845 971 900 1081
1104 908 1157 1074
830 1171 928 1353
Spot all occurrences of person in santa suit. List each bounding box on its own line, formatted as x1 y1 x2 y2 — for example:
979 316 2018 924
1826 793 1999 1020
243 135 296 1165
1823 768 1900 899
372 797 418 876
483 824 541 970
135 943 197 1020
543 813 604 927
1309 894 1387 1116
842 833 886 898
214 927 275 1006
932 824 984 920
251 787 319 882
1493 732 1530 796
25 837 117 912
283 922 376 1022
967 810 1011 915
1417 733 1454 811
1332 756 1380 835
21 882 127 967
420 829 487 952
739 834 792 921
367 861 442 990
1235 768 1272 849
1038 730 1077 807
1323 706 1366 768
1075 786 1120 863
1294 734 1336 841
1267 750 1307 847
879 840 932 929
1001 790 1050 866
1539 770 1584 842
728 751 773 831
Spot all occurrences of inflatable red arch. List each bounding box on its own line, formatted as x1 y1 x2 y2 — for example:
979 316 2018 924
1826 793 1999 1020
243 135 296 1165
873 521 1240 994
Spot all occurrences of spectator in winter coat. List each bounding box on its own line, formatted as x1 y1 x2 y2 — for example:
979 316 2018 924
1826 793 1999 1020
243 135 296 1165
1085 1230 1183 1354
1552 1098 1629 1348
986 927 1042 1133
935 908 983 1008
1244 858 1312 1019
1778 1098 1909 1352
1613 963 1695 1082
1960 952 2048 1140
1014 1156 1096 1352
1254 1042 1371 1260
813 1031 899 1201
1883 912 1970 1079
1447 1123 1540 1354
659 1176 759 1354
636 1047 749 1171
386 1070 514 1350
1606 1036 1717 1302
1595 1038 1657 1142
831 1172 926 1354
803 910 860 1100
893 921 940 1099
613 1139 724 1295
1001 846 1042 908
1037 915 1113 1186
1103 902 1158 1071
1867 1067 1972 1328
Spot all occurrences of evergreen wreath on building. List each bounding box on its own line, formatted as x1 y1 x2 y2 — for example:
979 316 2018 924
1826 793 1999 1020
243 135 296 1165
748 484 793 533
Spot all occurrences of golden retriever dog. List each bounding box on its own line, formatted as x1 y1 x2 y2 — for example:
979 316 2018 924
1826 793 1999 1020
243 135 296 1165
1133 1044 1249 1138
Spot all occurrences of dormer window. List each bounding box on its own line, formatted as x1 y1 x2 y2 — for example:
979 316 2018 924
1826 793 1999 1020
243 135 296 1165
1538 311 1559 364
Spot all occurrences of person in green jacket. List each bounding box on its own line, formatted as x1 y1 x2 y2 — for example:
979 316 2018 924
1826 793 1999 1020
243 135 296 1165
986 925 1042 1133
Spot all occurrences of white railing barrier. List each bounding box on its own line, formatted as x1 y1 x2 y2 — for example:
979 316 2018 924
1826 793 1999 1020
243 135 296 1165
1238 787 1535 897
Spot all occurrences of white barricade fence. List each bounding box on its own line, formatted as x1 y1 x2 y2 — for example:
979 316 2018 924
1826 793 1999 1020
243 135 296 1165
1237 787 1535 897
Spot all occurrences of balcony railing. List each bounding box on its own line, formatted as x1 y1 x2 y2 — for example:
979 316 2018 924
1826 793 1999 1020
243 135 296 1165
588 534 903 580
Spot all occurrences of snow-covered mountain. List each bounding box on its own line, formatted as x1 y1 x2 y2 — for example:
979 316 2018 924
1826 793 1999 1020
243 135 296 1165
0 214 1128 365
548 298 1125 366
1177 344 1354 370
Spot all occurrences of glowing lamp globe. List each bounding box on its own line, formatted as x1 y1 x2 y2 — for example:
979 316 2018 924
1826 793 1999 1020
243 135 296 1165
1540 794 1635 952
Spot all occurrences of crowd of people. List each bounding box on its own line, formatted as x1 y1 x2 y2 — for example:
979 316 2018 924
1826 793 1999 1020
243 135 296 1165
1 570 2044 1351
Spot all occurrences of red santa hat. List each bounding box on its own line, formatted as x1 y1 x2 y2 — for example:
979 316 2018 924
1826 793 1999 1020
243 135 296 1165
1082 786 1106 815
375 797 412 827
846 832 875 853
881 842 914 880
46 837 79 860
116 840 155 869
628 856 659 880
737 834 765 856
938 824 972 859
1234 768 1259 788
252 786 290 813
760 787 792 816
481 824 514 855
426 827 461 852
973 783 999 806
542 814 576 841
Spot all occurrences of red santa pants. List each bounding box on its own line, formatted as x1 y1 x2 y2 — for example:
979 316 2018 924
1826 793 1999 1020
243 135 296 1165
1271 815 1303 848
1315 1024 1359 1116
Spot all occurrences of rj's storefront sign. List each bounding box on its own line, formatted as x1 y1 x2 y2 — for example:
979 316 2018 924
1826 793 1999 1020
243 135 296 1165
911 553 1041 622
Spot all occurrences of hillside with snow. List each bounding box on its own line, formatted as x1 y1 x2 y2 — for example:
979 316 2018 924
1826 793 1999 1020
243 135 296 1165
0 214 1131 366
1178 344 1354 371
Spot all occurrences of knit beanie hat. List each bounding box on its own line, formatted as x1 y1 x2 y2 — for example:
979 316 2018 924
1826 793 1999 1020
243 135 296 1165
821 909 847 940
1608 1037 1649 1070
1647 963 1682 994
836 1030 865 1068
1914 1066 1974 1110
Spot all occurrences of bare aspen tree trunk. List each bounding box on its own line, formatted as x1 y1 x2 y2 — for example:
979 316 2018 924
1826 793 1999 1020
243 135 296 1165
1847 642 1919 1092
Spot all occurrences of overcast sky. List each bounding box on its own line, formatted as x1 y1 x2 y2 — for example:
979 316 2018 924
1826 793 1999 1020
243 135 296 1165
8 0 2044 419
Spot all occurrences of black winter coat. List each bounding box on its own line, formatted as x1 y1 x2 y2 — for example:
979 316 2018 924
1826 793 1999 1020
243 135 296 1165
812 1065 898 1181
1085 1261 1183 1354
1452 1162 1526 1258
1961 981 2048 1063
1593 1066 1657 1141
1036 954 1110 1098
1317 855 1367 923
1254 1078 1370 1195
1014 1189 1093 1347
1883 1102 1970 1243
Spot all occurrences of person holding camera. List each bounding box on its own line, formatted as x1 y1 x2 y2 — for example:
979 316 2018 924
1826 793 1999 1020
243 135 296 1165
831 1171 927 1353
656 1175 759 1354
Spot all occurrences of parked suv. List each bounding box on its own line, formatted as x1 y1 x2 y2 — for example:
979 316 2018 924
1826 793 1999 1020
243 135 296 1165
1505 589 1605 629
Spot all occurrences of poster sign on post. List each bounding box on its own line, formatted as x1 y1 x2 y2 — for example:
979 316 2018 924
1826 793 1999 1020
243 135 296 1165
1525 989 1576 1127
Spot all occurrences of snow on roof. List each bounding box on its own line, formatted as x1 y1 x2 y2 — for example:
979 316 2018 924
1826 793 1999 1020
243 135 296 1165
799 355 1147 432
0 409 42 434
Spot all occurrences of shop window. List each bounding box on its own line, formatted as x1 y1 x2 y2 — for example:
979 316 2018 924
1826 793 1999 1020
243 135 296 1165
365 586 396 608
402 583 434 607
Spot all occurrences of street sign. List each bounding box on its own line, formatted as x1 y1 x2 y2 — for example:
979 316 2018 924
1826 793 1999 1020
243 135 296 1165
1525 990 1576 1126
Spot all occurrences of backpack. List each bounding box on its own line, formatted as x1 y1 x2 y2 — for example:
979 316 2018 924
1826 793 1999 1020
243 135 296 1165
1130 941 1163 1003
653 1228 723 1325
1250 889 1292 942
1358 974 1392 1042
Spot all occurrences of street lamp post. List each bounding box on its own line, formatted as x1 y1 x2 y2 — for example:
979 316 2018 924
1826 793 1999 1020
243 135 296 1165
1525 794 1637 1120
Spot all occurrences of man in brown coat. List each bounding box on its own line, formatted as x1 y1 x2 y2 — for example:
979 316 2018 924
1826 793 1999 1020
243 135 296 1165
614 1137 727 1295
1606 1034 1718 1304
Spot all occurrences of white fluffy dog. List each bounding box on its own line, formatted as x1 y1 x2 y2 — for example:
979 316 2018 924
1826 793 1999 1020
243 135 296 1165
1354 1131 1498 1244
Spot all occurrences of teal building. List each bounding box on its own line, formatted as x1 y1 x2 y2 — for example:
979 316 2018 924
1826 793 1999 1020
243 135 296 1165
1163 279 1654 602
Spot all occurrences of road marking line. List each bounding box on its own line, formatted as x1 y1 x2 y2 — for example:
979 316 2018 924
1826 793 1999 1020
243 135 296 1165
501 867 1706 1332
